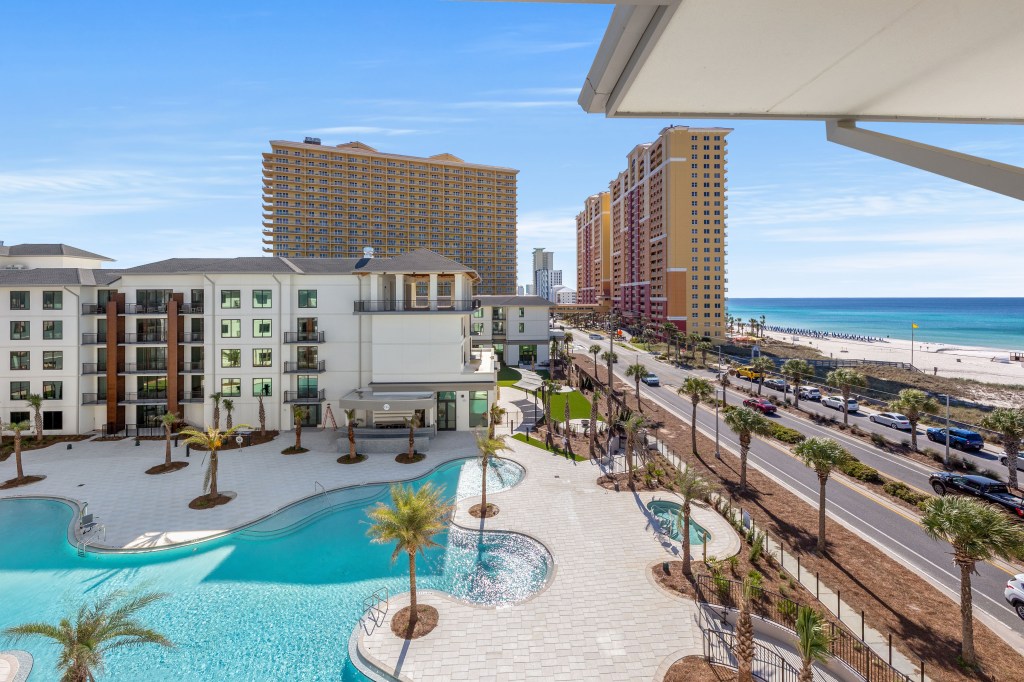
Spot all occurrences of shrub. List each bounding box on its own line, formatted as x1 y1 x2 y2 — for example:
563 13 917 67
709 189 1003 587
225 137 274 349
713 572 731 601
923 448 943 463
837 456 883 484
746 569 764 599
850 424 863 436
728 555 740 574
979 468 1003 482
777 598 798 625
870 432 887 447
901 438 911 448
768 422 806 444
749 531 765 564
882 480 929 506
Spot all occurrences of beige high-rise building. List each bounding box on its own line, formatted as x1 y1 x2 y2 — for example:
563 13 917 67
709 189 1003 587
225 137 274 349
576 125 730 339
262 139 518 295
575 192 611 311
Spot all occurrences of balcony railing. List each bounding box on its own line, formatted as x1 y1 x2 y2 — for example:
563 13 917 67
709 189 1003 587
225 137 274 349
82 332 108 344
125 303 169 315
354 299 478 313
283 331 325 344
81 363 107 374
121 391 168 403
181 391 205 403
284 360 326 373
119 363 168 374
182 362 204 373
181 303 203 314
82 393 102 405
123 332 168 344
182 332 204 343
81 303 107 315
284 389 325 403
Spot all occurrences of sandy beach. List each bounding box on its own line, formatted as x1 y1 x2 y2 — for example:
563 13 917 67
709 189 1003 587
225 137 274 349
762 330 1024 386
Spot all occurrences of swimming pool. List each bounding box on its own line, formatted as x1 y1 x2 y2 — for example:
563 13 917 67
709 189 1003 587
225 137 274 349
0 457 547 681
646 499 712 545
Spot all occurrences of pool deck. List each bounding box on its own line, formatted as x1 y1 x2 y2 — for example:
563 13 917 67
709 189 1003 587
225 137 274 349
0 430 480 549
356 434 741 681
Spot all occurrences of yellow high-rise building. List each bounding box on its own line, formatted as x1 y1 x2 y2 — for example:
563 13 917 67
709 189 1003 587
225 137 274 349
262 139 518 295
576 125 730 339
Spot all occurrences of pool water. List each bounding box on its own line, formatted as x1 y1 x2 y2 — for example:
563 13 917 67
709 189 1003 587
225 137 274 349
646 499 712 545
0 458 547 681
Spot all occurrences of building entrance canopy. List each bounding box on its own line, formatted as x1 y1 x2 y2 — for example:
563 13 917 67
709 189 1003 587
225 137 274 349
338 389 436 412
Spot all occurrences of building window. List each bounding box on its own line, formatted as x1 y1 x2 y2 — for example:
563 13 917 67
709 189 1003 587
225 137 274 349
43 351 63 370
221 378 241 397
518 307 525 317
298 289 317 308
10 351 29 370
221 319 241 338
10 321 29 340
43 411 63 430
472 308 484 319
471 322 483 336
253 289 272 308
10 411 30 425
253 378 272 397
42 381 62 400
43 291 62 310
43 321 62 340
253 348 272 367
253 319 272 337
469 390 488 428
221 349 241 368
518 323 525 333
9 291 29 310
221 290 241 309
9 381 29 400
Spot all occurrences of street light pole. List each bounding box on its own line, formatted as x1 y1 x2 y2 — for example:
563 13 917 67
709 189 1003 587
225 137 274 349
944 393 951 468
715 388 722 460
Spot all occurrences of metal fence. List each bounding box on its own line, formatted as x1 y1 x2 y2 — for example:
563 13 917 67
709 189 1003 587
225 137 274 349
699 606 799 682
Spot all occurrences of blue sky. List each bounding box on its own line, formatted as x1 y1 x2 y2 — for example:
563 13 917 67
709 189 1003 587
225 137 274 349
2 0 1022 297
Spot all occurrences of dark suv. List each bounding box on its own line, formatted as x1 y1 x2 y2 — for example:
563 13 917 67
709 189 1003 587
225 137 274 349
929 472 1024 519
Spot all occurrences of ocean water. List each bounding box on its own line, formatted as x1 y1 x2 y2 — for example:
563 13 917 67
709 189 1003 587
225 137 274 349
728 298 1024 350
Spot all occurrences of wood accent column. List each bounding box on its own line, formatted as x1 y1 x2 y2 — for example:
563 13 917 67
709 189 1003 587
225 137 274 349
167 294 183 417
105 293 126 434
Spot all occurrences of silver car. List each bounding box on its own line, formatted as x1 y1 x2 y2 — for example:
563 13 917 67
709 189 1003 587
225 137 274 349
822 396 859 412
1005 574 1024 620
870 412 911 430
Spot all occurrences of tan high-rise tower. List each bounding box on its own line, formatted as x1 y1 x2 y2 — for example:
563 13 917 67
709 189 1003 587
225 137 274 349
262 139 518 295
576 125 730 339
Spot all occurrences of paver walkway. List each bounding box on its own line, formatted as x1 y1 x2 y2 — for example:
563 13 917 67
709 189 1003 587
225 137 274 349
357 435 740 681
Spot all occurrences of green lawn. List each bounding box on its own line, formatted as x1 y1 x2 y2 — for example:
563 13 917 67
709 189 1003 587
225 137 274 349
548 390 600 423
511 433 588 461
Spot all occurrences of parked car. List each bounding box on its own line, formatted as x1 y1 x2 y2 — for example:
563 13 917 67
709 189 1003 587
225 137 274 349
1005 574 1024 620
869 412 911 430
743 397 777 415
736 367 764 381
821 396 859 412
929 472 1024 519
641 373 660 386
588 333 603 340
797 386 821 401
1000 455 1024 471
763 378 788 392
926 427 984 451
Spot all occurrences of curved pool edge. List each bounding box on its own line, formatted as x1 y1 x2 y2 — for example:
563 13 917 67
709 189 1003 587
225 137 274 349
0 455 529 556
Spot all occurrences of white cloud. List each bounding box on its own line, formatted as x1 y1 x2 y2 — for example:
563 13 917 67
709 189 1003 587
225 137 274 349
450 100 577 110
306 126 420 136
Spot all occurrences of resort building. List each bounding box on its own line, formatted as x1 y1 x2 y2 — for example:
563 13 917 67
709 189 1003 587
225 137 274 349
552 286 576 305
577 125 730 339
470 295 553 368
0 243 496 438
260 138 519 295
574 192 612 311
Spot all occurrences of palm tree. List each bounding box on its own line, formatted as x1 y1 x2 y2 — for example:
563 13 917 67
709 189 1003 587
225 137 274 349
889 388 939 451
618 413 646 478
678 377 714 455
366 483 453 632
589 388 602 459
209 392 223 429
488 402 506 439
748 317 758 338
921 496 1024 667
563 391 572 452
588 344 601 375
404 413 421 459
475 432 509 515
159 411 176 469
735 576 758 682
825 368 867 426
687 332 703 363
222 398 235 430
795 606 832 682
542 379 557 448
180 424 251 502
343 409 359 461
794 437 848 553
660 322 676 350
7 420 30 481
781 359 814 411
759 315 767 337
981 408 1024 489
750 357 775 395
257 394 267 436
292 405 308 450
697 340 713 367
26 393 43 442
723 407 773 491
3 590 172 682
625 362 647 411
675 467 713 575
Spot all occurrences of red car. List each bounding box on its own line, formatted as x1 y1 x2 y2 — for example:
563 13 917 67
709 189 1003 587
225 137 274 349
743 397 777 415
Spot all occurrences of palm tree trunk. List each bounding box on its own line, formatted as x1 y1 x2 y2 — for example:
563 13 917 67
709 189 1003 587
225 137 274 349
1007 444 1019 489
690 401 699 455
842 388 850 426
408 551 419 628
635 379 642 411
799 660 814 682
589 396 598 459
209 451 219 497
164 426 172 466
740 439 750 491
34 408 42 442
258 396 266 436
959 560 976 666
348 425 357 461
817 473 827 553
14 433 24 479
735 604 754 682
227 411 233 430
757 378 763 396
682 505 692 575
296 419 302 449
213 406 220 430
625 433 634 476
481 456 488 512
909 418 919 451
793 380 801 411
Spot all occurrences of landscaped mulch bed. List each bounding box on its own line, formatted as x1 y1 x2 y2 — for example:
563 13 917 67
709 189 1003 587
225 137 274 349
337 453 368 465
188 493 234 510
469 503 499 518
574 353 1023 682
390 604 438 640
0 435 91 460
395 452 426 464
663 655 734 682
0 475 45 489
145 461 190 475
187 430 279 451
281 446 309 455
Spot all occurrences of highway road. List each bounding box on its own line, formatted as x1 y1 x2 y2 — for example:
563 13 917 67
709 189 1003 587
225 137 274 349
569 331 1024 643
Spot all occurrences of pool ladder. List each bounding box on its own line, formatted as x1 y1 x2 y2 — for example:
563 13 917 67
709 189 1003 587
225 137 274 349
359 586 390 636
314 481 329 510
77 525 105 558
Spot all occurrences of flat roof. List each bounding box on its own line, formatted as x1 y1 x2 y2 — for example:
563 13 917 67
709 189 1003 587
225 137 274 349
268 140 520 174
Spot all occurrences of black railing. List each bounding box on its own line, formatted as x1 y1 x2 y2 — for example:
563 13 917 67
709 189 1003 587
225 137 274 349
82 332 108 344
182 332 204 343
182 362 204 373
284 360 325 373
284 389 325 403
283 331 325 343
702 623 797 682
82 393 101 405
121 391 168 403
181 303 203 314
120 363 168 374
81 303 106 315
125 303 168 315
123 332 168 344
181 391 205 403
353 299 478 313
81 363 107 374
125 425 163 437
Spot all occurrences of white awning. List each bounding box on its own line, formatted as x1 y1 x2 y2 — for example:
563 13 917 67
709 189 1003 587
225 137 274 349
513 369 546 393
